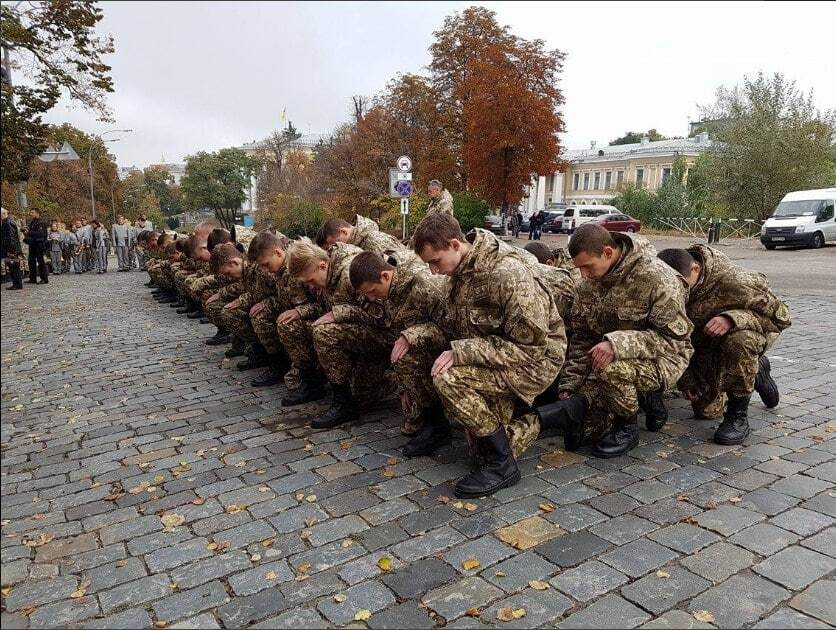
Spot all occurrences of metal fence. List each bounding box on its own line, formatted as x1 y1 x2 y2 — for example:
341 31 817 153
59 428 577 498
654 216 762 243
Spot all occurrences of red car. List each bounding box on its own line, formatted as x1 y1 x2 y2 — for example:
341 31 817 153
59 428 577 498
594 213 641 233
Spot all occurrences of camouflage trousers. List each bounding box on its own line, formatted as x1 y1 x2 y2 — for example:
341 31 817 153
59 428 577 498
312 322 442 419
184 274 211 301
433 365 540 460
679 330 766 418
278 318 318 372
203 297 227 328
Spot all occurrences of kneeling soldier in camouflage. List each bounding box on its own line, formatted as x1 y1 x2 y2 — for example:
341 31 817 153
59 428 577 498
316 215 405 257
657 246 790 445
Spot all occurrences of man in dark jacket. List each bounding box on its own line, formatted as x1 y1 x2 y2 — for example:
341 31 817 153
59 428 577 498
23 207 49 284
2 208 24 289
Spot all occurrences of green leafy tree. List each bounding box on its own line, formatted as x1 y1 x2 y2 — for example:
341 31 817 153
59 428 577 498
699 72 836 219
1 1 114 189
166 216 180 230
609 129 669 146
143 165 181 215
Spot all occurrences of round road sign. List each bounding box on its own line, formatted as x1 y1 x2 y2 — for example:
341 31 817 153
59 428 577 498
397 156 412 172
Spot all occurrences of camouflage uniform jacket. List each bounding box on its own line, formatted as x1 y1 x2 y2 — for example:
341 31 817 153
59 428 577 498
263 261 317 315
350 215 405 257
214 262 257 304
360 249 448 345
534 263 577 325
295 243 364 323
686 244 791 348
560 232 693 393
426 189 454 217
237 264 277 311
440 229 567 405
549 245 582 282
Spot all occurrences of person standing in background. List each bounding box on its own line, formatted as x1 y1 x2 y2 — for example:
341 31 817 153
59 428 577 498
23 207 49 284
2 208 24 290
111 215 133 271
92 219 109 274
48 221 63 275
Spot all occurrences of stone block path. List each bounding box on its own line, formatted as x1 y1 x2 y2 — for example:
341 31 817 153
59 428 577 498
1 271 834 628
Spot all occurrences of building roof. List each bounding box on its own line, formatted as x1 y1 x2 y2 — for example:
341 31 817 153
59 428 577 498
564 134 713 164
237 133 330 153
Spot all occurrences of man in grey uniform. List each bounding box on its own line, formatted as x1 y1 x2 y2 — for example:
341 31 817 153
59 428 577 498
111 215 133 272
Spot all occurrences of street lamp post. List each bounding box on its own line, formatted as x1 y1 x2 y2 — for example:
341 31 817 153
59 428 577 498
88 129 132 219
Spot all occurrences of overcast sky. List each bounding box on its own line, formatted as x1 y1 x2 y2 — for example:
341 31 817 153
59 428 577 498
39 0 836 168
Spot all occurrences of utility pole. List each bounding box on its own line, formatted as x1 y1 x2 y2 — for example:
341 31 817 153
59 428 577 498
87 129 132 219
3 45 29 212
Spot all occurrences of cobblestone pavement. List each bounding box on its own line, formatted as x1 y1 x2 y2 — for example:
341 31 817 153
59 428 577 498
2 270 834 629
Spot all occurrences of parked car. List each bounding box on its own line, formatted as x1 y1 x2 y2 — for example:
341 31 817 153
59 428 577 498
760 188 836 250
561 205 617 233
542 210 566 233
593 213 641 233
482 215 505 235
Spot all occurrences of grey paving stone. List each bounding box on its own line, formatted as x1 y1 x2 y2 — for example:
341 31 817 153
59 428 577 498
279 569 345 605
152 580 231 623
634 496 703 525
587 492 642 517
801 527 836 556
4 576 78 611
754 546 836 590
647 522 721 554
320 487 382 517
216 588 288 627
127 528 193 556
729 522 801 555
790 580 836 626
739 487 802 515
549 560 628 602
83 607 153 629
681 541 756 583
802 492 836 518
770 474 833 500
657 465 721 492
170 612 222 629
451 512 506 539
558 594 650 629
482 587 573 628
771 507 834 537
599 538 679 578
622 479 678 504
34 532 99 563
83 557 147 593
359 497 417 526
317 580 395 625
622 566 711 615
754 607 831 628
693 504 765 536
484 550 559 593
357 522 410 552
1 559 31 587
288 539 366 574
390 526 466 562
308 514 368 546
421 576 503 621
27 596 100 628
170 550 253 589
688 575 790 628
99 515 162 545
589 514 658 544
211 520 275 549
443 535 516 575
251 607 328 629
99 574 173 615
228 560 294 596
368 601 434 629
337 552 405 586
399 505 457 535
723 468 781 491
535 530 611 568
638 609 715 629
381 558 458 600
544 502 608 531
146 537 213 573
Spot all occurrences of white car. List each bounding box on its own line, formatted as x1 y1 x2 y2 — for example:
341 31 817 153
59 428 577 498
760 188 836 250
562 205 618 234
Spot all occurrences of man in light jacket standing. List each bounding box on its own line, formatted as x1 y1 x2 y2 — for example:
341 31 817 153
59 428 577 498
111 215 133 271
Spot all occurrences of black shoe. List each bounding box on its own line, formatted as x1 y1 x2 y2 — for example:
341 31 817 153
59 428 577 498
224 337 247 358
312 383 357 429
145 282 156 287
754 356 779 409
639 390 668 432
535 394 588 451
199 317 210 324
403 405 451 458
6 285 23 290
454 427 521 498
187 309 204 319
592 418 640 458
25 279 38 284
251 354 291 387
41 278 48 284
158 295 177 303
236 344 269 371
281 369 328 406
205 330 231 346
714 394 751 445
170 299 185 308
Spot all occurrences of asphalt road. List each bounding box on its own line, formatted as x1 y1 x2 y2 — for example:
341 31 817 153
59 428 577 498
517 234 836 298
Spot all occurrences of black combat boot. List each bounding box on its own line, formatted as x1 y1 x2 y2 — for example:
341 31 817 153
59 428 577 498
638 390 668 432
251 353 291 387
199 317 210 324
402 404 451 458
187 307 205 319
205 328 231 346
312 383 357 429
237 343 269 371
281 369 328 406
714 394 751 445
754 356 779 409
177 299 199 315
146 281 156 288
157 292 177 303
592 415 640 458
170 296 186 308
224 336 247 358
454 427 521 498
535 394 588 451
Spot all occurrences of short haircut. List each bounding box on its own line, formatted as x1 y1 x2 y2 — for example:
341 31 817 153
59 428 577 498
164 241 179 256
207 228 232 252
657 248 696 277
428 179 443 189
568 223 615 257
194 221 215 237
315 218 352 247
248 231 290 261
177 236 192 257
158 232 174 246
210 242 243 274
412 213 465 254
349 251 394 288
188 234 206 258
286 239 329 276
523 241 555 264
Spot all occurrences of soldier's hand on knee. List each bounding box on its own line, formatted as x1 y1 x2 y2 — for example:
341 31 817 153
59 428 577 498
589 341 615 371
314 311 335 326
249 302 265 317
559 390 573 401
682 388 700 401
391 335 410 364
277 308 300 325
431 350 455 377
704 315 733 337
224 298 241 310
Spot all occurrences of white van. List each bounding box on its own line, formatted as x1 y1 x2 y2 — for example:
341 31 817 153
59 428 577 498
760 188 836 250
562 204 618 234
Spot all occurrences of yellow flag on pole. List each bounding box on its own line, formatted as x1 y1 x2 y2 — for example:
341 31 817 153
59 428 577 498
281 108 287 124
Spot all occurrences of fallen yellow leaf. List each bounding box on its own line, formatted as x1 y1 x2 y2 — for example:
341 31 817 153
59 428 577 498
529 580 549 590
462 558 481 571
465 608 481 617
262 538 275 547
297 561 312 574
656 570 671 578
341 539 354 548
334 593 347 603
265 570 277 580
225 504 246 514
464 503 478 512
191 497 206 505
497 608 515 622
160 513 185 532
382 467 397 478
377 556 393 572
70 580 91 598
355 609 372 621
693 611 715 623
539 503 555 513
250 554 261 562
305 495 317 502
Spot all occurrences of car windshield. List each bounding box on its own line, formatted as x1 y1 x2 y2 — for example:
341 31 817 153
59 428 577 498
773 200 824 217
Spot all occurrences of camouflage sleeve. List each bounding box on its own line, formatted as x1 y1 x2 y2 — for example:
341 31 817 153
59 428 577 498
604 284 693 361
402 322 447 348
216 281 244 302
295 302 323 320
450 269 550 369
328 267 365 323
720 281 791 336
559 300 597 392
237 291 254 310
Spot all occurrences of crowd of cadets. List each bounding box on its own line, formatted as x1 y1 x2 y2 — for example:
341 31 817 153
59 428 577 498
140 212 790 499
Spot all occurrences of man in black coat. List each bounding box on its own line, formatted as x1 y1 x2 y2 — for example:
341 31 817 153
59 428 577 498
1 207 24 290
23 207 49 284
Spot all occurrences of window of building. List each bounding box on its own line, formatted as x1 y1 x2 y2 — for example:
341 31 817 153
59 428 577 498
605 171 612 190
662 167 672 184
573 173 580 191
617 170 624 186
594 172 601 190
636 168 644 188
583 173 590 191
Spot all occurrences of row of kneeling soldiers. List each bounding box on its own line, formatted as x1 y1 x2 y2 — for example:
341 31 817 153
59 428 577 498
141 214 790 499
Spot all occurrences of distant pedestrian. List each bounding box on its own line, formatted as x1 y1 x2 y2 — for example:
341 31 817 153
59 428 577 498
23 207 49 284
426 180 455 217
111 214 133 271
1 208 24 290
93 220 109 273
48 221 63 275
514 211 524 238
